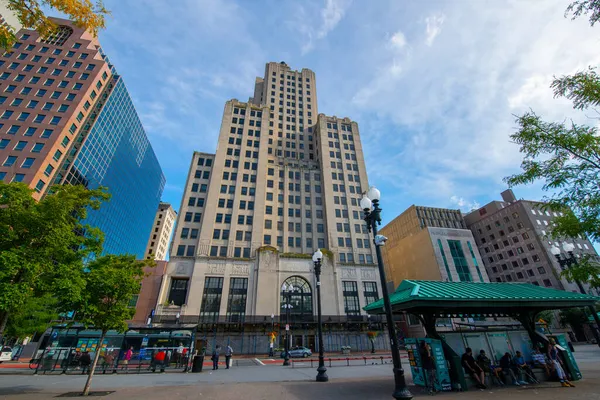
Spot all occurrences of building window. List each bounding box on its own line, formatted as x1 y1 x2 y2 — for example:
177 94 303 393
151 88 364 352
280 276 312 318
167 278 188 306
200 277 224 322
363 281 379 305
343 281 361 316
447 240 473 282
226 278 248 322
437 239 453 282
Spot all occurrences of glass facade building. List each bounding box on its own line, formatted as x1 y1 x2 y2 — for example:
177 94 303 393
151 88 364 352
61 76 165 258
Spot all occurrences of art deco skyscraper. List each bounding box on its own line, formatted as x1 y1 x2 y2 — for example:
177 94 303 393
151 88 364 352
157 63 382 352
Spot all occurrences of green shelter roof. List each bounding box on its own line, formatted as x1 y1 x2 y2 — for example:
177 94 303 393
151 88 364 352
364 280 598 316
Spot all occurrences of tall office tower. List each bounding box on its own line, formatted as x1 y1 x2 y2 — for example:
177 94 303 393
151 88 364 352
464 189 599 293
0 18 165 258
380 205 489 291
157 62 383 353
145 202 176 261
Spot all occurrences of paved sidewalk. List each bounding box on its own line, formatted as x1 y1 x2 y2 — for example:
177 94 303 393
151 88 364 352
1 345 598 399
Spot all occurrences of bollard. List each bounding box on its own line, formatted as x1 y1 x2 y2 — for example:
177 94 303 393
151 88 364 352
380 356 383 364
329 358 332 367
363 356 367 365
346 358 349 366
310 359 313 368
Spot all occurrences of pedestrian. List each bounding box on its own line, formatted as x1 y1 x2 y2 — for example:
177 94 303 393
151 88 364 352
531 347 551 378
211 345 220 370
547 339 574 387
225 345 233 369
152 349 166 373
477 350 503 386
80 351 91 375
419 341 436 394
513 350 538 384
499 352 520 385
177 343 185 367
122 346 133 371
103 350 116 374
461 347 486 389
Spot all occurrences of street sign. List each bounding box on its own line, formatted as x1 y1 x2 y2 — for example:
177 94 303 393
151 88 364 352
285 324 289 331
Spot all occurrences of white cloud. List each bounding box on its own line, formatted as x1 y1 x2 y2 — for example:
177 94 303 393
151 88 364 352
450 196 480 212
349 0 600 207
319 0 350 38
425 13 445 46
294 0 352 54
390 31 407 49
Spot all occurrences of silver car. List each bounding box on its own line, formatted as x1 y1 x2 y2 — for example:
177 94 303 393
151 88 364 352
281 346 312 358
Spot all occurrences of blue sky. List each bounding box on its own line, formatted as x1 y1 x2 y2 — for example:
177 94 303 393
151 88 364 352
76 0 598 226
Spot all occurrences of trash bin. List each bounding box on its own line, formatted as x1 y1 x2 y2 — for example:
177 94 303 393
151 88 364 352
191 355 204 373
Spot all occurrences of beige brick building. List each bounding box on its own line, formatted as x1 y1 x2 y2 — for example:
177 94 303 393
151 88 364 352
145 202 176 261
153 62 387 354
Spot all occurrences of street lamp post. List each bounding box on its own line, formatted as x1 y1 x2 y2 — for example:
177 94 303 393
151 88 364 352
551 243 600 347
282 283 294 366
312 249 328 382
361 186 413 400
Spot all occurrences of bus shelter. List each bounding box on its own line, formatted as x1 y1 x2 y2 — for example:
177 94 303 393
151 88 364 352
364 280 598 390
34 324 196 374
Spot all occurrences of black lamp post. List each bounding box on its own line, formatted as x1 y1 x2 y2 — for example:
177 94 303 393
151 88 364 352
282 283 295 366
361 186 413 400
551 243 600 347
312 249 328 382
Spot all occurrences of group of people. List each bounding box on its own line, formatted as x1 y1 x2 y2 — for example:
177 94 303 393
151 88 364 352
149 344 190 372
461 339 575 389
210 345 234 370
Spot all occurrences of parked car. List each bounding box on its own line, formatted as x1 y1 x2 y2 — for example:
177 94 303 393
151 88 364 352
0 346 12 363
280 346 312 358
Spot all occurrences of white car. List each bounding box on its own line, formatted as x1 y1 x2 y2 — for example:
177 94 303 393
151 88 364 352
0 346 12 363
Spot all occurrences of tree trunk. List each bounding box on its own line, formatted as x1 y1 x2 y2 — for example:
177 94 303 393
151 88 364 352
82 330 105 396
0 311 9 340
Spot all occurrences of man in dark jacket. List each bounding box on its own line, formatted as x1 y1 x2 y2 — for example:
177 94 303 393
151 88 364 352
212 346 221 370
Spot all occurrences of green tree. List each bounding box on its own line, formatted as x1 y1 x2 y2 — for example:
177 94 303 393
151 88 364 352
504 2 600 288
0 182 109 337
559 308 589 339
63 254 153 396
4 294 59 340
0 0 109 49
566 0 600 26
536 310 555 325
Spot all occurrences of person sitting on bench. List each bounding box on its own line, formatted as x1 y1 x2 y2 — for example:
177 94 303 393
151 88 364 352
477 350 503 386
513 351 539 384
531 347 551 378
499 352 521 385
461 347 487 389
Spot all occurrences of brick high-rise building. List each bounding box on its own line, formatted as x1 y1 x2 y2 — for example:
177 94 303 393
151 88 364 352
0 18 165 258
464 189 599 294
156 62 384 353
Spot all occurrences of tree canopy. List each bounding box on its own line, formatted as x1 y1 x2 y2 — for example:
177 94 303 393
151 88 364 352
0 182 109 336
0 0 110 49
62 254 153 395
